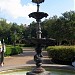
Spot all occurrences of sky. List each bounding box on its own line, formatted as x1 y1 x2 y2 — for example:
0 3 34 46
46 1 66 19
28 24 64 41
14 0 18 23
0 0 75 25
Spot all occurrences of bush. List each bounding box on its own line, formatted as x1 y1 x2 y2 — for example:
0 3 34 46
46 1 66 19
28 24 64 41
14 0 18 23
5 46 23 56
5 47 12 56
15 46 23 54
46 46 75 65
16 44 25 47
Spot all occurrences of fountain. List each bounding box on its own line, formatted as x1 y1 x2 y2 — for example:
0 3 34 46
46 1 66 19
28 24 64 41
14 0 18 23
0 0 75 75
26 0 55 75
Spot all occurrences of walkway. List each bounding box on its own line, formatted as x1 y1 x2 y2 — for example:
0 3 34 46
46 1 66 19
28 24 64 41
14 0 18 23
0 47 75 71
4 47 50 66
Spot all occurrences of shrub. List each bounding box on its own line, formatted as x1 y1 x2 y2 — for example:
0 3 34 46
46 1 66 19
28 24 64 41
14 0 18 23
46 46 75 65
5 46 23 56
15 46 23 54
23 44 35 47
5 47 12 56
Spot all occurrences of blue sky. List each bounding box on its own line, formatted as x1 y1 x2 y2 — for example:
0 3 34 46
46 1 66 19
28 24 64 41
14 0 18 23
0 0 74 25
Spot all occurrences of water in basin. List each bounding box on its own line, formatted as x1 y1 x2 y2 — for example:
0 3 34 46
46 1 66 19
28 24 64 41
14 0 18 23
0 69 75 75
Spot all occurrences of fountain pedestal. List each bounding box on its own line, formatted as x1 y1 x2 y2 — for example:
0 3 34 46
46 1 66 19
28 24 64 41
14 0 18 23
27 71 50 75
26 38 55 75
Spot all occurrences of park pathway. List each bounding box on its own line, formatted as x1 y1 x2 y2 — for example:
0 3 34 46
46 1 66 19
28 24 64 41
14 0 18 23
4 47 50 67
0 47 74 72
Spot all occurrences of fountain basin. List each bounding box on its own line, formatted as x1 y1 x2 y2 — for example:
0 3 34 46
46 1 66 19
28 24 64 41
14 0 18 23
0 64 75 72
25 38 55 46
0 65 75 75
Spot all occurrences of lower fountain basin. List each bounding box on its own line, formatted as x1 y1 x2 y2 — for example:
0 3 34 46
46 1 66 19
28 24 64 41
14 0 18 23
0 68 75 75
25 38 56 46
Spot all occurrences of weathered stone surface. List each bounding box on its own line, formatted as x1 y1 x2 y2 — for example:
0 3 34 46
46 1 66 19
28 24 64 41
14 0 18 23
26 71 50 75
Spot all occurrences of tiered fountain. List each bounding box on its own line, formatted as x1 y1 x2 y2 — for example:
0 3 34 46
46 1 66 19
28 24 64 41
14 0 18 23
0 0 75 75
26 0 55 75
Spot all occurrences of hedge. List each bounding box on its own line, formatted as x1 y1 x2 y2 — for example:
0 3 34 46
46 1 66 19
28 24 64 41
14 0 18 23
5 46 23 56
46 46 75 65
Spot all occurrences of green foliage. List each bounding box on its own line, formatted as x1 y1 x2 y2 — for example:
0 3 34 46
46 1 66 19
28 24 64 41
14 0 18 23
16 44 25 47
0 11 75 45
0 19 26 44
5 46 23 56
46 46 75 65
5 47 12 56
41 11 75 45
23 43 35 47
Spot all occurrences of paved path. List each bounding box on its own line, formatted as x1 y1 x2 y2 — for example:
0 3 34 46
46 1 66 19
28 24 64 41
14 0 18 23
4 48 50 67
0 47 75 71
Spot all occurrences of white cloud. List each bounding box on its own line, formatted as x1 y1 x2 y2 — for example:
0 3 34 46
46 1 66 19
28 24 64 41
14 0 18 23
0 0 36 19
6 20 11 24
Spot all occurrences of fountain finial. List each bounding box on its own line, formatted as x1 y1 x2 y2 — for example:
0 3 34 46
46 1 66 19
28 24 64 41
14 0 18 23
32 0 44 4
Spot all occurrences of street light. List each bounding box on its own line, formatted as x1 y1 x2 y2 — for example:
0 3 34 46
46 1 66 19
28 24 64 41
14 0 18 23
32 0 44 4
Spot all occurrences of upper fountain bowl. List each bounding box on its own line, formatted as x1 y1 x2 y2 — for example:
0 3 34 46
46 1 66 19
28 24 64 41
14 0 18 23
29 12 48 20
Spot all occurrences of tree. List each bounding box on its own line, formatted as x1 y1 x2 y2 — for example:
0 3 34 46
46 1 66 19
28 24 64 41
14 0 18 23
0 18 11 43
62 11 75 45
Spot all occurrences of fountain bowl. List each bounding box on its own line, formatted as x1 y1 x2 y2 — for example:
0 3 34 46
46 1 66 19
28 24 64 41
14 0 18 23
25 38 56 46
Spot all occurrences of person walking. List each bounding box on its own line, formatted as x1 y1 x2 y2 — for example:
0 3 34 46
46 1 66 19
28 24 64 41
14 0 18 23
0 41 3 66
0 40 6 66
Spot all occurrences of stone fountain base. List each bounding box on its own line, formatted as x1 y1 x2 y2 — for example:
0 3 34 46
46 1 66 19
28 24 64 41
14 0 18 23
26 66 50 75
25 38 55 75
